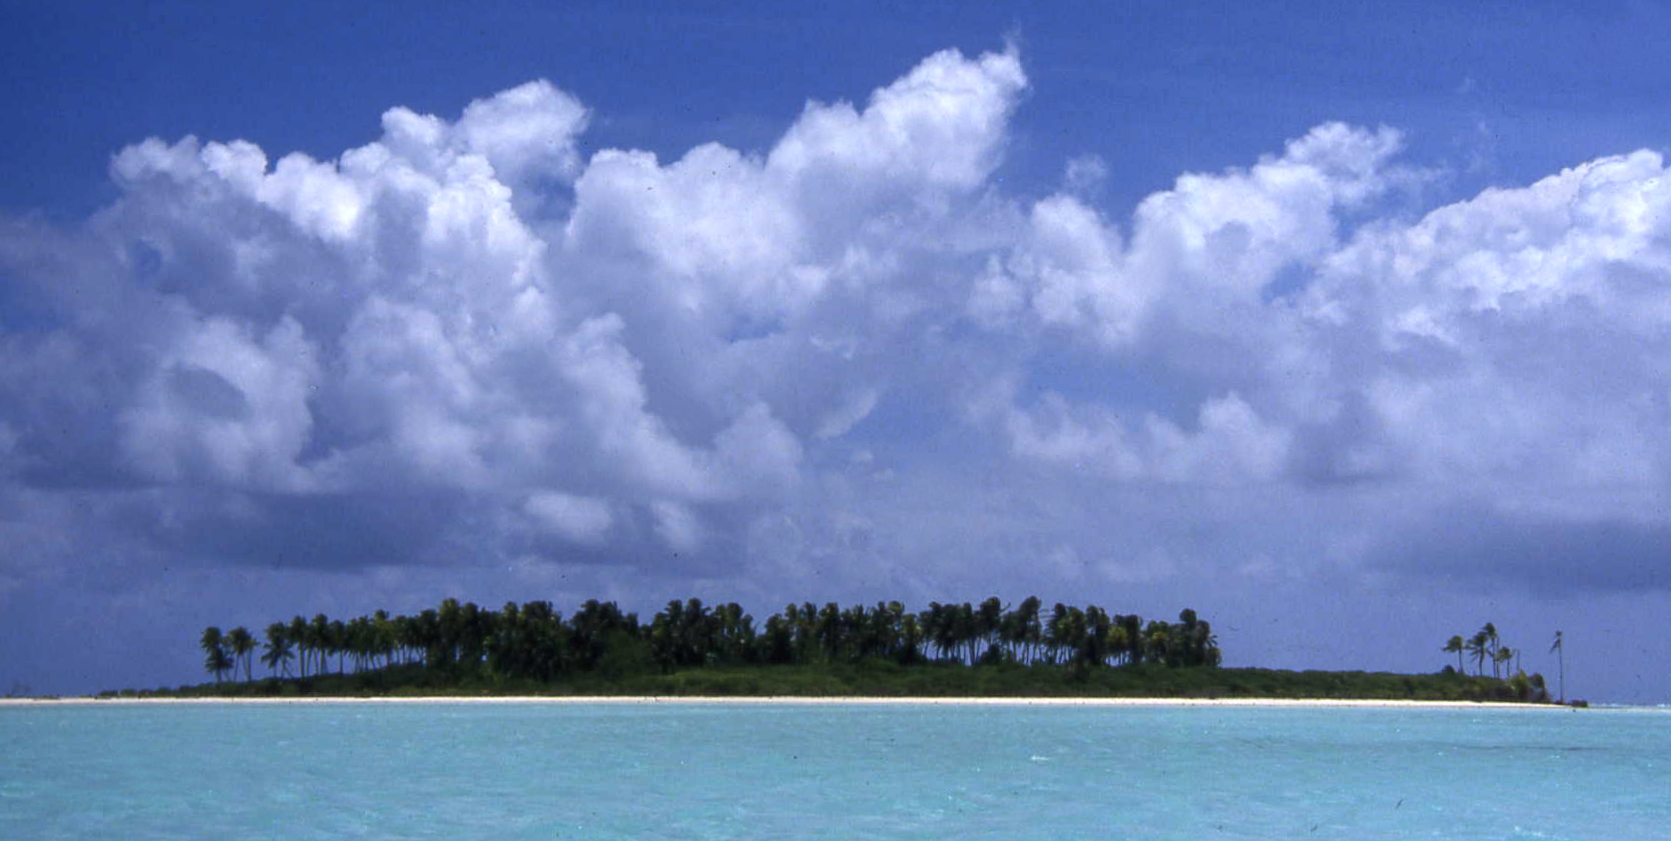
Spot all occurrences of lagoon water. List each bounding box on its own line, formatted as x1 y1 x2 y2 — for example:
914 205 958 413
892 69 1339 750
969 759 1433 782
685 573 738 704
2 702 1667 839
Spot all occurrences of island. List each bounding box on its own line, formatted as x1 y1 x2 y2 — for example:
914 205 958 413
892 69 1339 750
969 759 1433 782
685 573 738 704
113 598 1553 703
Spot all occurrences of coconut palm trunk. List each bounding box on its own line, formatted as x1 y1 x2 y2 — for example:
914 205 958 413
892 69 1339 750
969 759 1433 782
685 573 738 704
1550 631 1565 703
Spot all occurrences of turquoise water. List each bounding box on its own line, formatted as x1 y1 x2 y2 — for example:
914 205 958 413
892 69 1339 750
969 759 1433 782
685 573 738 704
2 702 1667 840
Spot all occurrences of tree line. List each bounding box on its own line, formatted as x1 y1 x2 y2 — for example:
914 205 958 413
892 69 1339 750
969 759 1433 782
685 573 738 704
198 596 1222 685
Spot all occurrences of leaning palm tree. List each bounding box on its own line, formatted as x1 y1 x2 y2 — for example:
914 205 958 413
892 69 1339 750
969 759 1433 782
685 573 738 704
261 622 294 678
1044 604 1069 665
328 619 348 673
1443 635 1465 672
200 626 224 683
1493 646 1514 679
288 616 310 677
1549 631 1565 704
1481 623 1501 677
226 626 255 683
200 626 232 684
977 597 1004 658
372 610 396 669
309 614 331 675
1465 631 1489 676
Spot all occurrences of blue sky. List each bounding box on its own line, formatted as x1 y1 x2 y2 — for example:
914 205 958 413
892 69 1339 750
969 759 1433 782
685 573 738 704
5 1 1671 702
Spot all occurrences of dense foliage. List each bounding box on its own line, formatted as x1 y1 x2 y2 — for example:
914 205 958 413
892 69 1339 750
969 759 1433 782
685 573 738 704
195 597 1222 687
130 661 1536 703
160 598 1546 703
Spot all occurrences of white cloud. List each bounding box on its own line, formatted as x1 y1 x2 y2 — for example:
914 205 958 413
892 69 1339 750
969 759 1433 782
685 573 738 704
1292 148 1671 521
984 123 1406 354
3 43 1671 611
118 315 319 490
523 491 613 546
651 500 704 554
1008 194 1136 342
1146 393 1292 484
565 45 1027 339
453 80 590 185
566 144 808 323
768 46 1027 193
1004 391 1289 485
815 387 881 440
711 403 803 495
1063 155 1109 195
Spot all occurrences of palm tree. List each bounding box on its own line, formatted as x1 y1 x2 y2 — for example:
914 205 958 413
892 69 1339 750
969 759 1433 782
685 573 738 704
288 616 310 677
345 616 371 672
200 626 232 683
1186 616 1220 667
955 602 981 664
650 599 697 670
920 603 946 661
1008 596 1042 664
1549 631 1565 703
977 597 1004 660
1079 606 1111 668
309 614 331 674
1465 631 1489 676
898 612 923 665
816 602 845 662
760 614 793 664
197 597 1235 694
413 609 442 667
1118 614 1144 665
1143 620 1171 665
1044 604 1068 665
714 602 754 665
436 598 464 667
260 622 294 677
1051 607 1087 669
372 610 396 669
226 626 255 683
328 619 348 673
1107 623 1131 666
1493 646 1514 679
1481 623 1501 678
1443 635 1465 672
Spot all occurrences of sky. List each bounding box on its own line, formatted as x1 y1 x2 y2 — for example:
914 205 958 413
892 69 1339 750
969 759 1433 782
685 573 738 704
4 1 1671 702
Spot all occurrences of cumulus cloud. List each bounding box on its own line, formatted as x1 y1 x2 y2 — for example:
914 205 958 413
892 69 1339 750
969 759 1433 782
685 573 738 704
980 122 1406 350
523 491 613 546
2 42 1671 618
1003 391 1290 484
768 46 1026 193
119 315 319 490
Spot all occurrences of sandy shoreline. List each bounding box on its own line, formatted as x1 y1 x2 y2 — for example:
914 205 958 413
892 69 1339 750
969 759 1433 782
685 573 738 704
0 695 1558 709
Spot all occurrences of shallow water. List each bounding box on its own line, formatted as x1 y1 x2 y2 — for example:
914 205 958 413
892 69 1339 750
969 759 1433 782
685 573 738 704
2 702 1666 839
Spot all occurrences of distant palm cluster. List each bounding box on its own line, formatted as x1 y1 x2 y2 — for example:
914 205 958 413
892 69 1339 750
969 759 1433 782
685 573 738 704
198 597 1222 684
1442 623 1553 701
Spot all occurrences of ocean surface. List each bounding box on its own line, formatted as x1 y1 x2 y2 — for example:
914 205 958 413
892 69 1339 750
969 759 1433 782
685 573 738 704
2 701 1667 840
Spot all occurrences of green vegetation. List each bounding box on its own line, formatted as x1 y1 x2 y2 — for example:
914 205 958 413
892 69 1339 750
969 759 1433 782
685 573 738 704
190 596 1219 684
127 661 1532 702
138 597 1550 703
1440 622 1554 703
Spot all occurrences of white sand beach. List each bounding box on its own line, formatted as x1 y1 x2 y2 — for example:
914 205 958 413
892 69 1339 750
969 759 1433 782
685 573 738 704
0 695 1558 708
